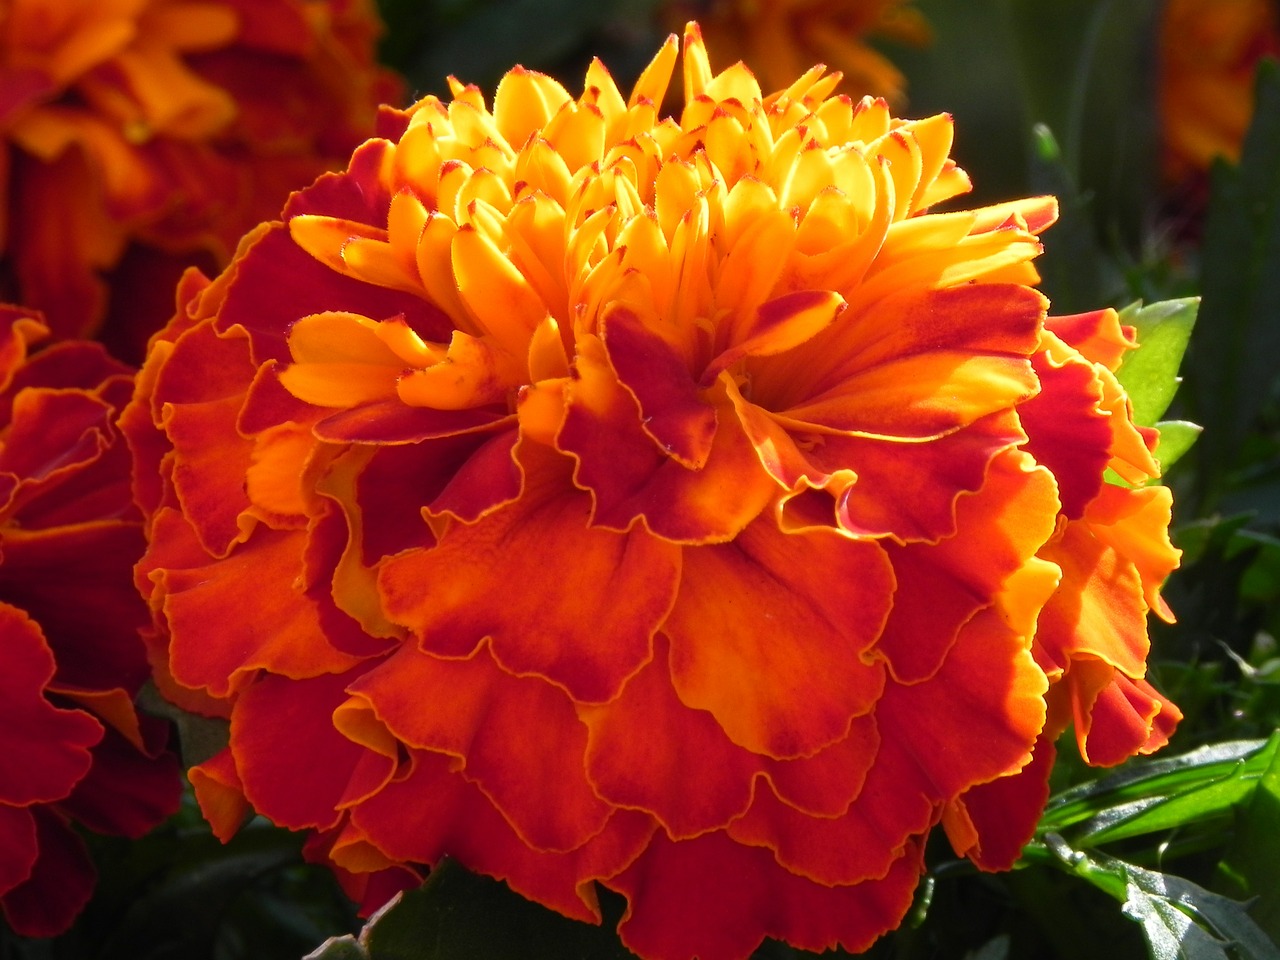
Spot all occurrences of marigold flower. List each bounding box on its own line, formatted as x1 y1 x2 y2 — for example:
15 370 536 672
662 0 930 105
126 26 1180 958
1160 0 1280 183
0 0 399 357
0 305 181 937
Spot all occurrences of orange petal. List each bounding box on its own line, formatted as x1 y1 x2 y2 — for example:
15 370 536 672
1035 519 1152 680
189 748 249 843
378 445 681 704
348 643 611 853
871 451 1059 683
581 636 763 840
765 283 1043 440
666 518 892 758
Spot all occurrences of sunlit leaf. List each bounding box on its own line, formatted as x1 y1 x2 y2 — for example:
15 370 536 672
1217 735 1280 944
1116 298 1199 428
1043 836 1280 960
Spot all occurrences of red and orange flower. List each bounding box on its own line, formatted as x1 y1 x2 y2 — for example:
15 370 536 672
1 305 181 937
0 0 399 359
663 0 930 105
1160 0 1280 184
126 26 1180 959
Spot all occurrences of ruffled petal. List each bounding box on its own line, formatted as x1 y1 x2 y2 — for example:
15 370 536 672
347 643 611 853
666 518 891 758
379 446 681 703
351 750 657 924
606 830 925 960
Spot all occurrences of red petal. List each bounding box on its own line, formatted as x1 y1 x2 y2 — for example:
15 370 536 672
666 518 891 758
726 736 936 886
1076 669 1182 767
162 525 365 696
0 808 95 938
560 336 777 543
351 751 656 924
944 735 1056 871
606 830 924 960
600 304 716 468
1046 308 1134 372
59 727 182 839
0 605 102 806
231 669 394 832
348 643 611 853
1019 346 1111 519
379 446 680 704
0 520 149 693
314 402 512 445
0 805 37 897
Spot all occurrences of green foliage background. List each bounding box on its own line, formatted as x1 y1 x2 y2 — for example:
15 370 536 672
5 1 1279 958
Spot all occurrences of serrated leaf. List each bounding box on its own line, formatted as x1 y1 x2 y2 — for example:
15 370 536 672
1115 298 1199 427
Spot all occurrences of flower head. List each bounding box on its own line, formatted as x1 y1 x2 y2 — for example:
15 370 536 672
1160 0 1280 184
1 305 181 936
0 0 399 356
663 0 930 105
128 26 1179 958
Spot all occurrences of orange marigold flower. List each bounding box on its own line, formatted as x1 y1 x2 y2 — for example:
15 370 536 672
126 26 1179 958
0 305 182 937
663 0 930 105
1160 0 1280 183
0 0 400 357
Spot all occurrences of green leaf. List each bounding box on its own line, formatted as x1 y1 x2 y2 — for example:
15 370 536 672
1185 59 1280 510
1039 735 1278 846
1044 836 1280 960
1115 298 1199 427
1217 733 1280 943
1155 421 1203 474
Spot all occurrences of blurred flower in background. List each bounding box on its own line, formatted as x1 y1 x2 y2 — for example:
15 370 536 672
1159 0 1279 185
0 305 181 937
125 23 1180 959
0 0 400 361
661 0 930 104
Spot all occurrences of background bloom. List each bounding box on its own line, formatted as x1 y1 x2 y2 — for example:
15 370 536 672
662 0 930 105
0 304 181 937
0 0 399 360
127 25 1179 959
1160 0 1280 184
